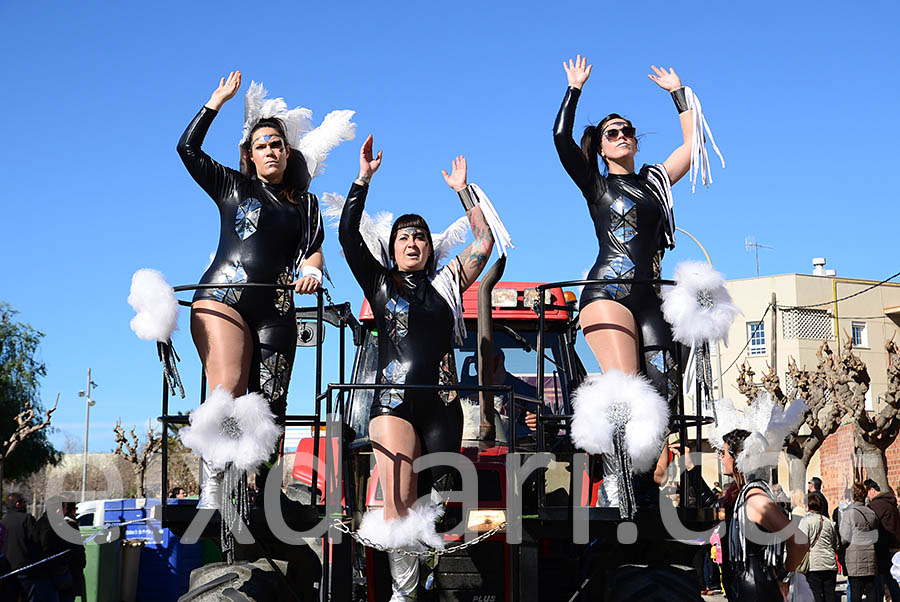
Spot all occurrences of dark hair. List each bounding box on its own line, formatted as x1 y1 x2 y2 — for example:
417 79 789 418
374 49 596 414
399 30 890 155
580 113 638 175
852 481 867 502
864 478 880 493
170 487 185 497
722 429 752 461
240 117 310 204
807 492 824 514
5 492 25 511
389 214 434 273
810 477 823 491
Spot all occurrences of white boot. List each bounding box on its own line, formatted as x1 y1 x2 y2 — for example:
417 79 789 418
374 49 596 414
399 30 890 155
388 551 419 601
198 459 223 510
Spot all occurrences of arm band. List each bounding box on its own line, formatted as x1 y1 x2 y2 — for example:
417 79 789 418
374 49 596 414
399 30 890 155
671 88 690 114
301 265 323 284
457 186 477 211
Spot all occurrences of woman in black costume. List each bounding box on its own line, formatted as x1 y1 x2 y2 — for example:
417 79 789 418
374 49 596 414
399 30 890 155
720 429 805 600
553 55 694 409
340 135 495 599
178 71 325 504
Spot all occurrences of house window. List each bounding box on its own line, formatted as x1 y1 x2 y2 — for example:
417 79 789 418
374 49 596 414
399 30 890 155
748 322 767 356
852 321 868 348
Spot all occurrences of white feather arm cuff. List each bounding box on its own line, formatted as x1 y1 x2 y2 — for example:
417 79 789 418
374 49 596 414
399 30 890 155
179 387 282 473
128 269 179 342
661 260 740 345
571 371 669 472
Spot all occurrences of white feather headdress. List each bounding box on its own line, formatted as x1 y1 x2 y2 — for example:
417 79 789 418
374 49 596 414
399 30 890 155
241 81 356 179
709 393 807 477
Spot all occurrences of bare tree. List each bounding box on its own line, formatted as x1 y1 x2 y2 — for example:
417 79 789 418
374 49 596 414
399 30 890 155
736 337 900 491
0 394 59 503
113 419 163 498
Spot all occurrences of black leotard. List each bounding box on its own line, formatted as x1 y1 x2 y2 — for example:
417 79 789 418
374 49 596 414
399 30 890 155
553 86 680 408
339 182 463 492
728 482 784 601
177 106 324 420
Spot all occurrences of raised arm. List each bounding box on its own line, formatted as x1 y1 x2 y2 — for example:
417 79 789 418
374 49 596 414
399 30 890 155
338 134 386 296
648 66 693 186
553 55 601 199
442 156 494 292
176 71 243 202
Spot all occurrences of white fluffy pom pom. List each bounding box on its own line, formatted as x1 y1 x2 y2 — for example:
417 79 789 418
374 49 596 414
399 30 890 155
128 269 178 342
358 500 445 551
571 370 670 472
661 261 740 345
179 387 282 473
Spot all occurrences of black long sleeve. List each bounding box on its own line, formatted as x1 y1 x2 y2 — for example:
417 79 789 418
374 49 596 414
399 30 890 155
553 87 605 202
339 182 386 297
176 106 240 204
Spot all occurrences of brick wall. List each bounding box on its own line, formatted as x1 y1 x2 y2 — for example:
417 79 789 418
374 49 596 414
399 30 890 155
817 423 900 511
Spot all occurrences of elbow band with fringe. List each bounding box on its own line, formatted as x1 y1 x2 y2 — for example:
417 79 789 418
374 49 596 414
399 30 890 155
457 186 476 211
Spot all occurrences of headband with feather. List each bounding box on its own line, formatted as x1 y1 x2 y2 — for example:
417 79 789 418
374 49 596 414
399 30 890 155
241 81 356 179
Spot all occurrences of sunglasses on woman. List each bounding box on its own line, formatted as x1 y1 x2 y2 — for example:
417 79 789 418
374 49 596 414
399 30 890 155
602 125 636 141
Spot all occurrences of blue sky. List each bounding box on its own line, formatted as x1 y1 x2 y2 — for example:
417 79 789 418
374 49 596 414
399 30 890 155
3 1 898 452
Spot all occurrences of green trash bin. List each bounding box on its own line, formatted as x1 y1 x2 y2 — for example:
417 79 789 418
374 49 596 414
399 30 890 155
77 526 122 602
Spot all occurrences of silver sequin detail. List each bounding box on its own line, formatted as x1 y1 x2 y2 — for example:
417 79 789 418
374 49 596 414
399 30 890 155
274 266 293 315
610 196 637 244
213 260 248 304
260 352 290 402
219 416 243 439
379 359 410 408
234 198 261 240
696 289 714 308
384 297 410 344
648 350 678 403
601 255 636 300
606 398 632 428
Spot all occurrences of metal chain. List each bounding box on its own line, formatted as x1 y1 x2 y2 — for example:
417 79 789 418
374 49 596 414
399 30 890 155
330 518 506 558
320 287 350 326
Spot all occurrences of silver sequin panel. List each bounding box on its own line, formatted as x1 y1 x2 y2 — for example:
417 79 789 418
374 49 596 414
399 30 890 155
234 198 261 241
274 266 293 316
213 260 248 304
600 255 636 300
379 359 410 408
260 352 291 402
647 349 679 404
610 196 637 244
384 296 410 344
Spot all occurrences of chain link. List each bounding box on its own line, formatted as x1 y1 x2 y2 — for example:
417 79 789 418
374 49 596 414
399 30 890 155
330 518 506 558
320 287 351 326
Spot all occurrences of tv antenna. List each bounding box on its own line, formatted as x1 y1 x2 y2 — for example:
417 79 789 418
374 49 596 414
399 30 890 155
745 237 774 277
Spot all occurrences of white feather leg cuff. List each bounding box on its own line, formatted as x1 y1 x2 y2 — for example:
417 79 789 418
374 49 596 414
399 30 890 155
358 500 445 551
661 260 740 345
179 387 282 473
128 269 178 342
570 371 670 472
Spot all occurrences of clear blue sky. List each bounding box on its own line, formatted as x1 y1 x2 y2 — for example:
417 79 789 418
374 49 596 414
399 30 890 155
3 1 898 452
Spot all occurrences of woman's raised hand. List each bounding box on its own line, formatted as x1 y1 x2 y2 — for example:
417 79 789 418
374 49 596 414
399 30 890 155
441 155 467 192
563 55 592 90
648 65 682 92
206 71 242 111
358 134 382 182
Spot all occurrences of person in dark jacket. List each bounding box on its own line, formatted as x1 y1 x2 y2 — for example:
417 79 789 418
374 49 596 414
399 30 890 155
0 492 58 602
865 479 900 601
809 476 830 517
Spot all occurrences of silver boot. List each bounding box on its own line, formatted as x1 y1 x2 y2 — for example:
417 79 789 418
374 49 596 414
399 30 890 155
388 551 419 601
198 459 223 510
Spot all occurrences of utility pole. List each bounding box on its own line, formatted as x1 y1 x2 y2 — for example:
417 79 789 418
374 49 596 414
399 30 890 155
771 293 778 379
78 369 98 503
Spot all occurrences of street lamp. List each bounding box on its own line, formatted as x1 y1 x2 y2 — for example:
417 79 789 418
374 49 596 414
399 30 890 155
78 369 98 503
